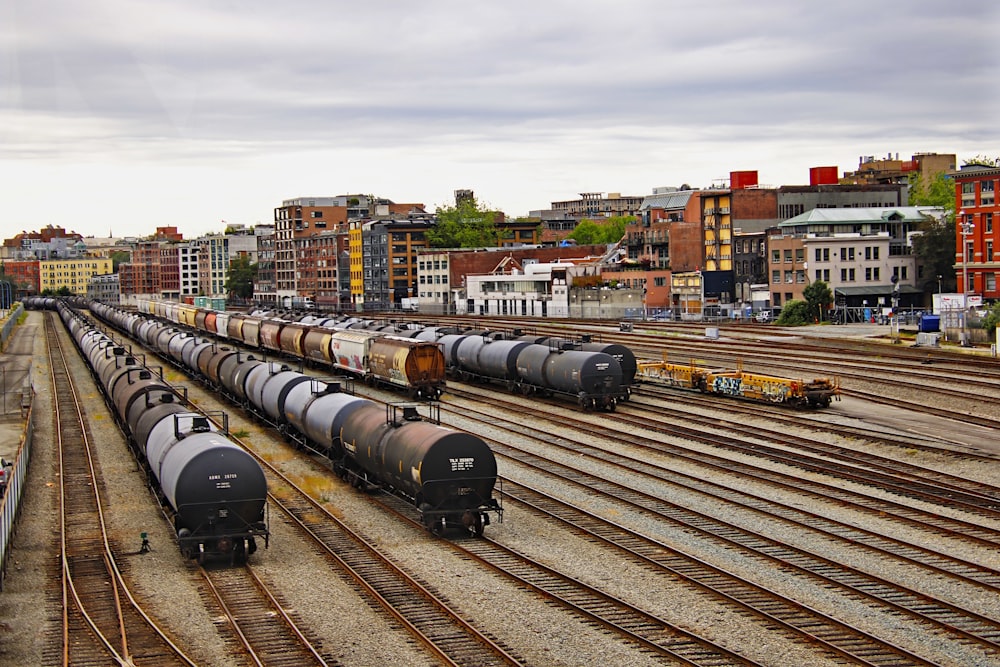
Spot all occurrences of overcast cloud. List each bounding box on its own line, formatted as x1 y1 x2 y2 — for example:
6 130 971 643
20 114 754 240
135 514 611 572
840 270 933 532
2 0 997 238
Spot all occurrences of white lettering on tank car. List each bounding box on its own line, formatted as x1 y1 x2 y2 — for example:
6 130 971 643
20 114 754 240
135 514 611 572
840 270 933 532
596 362 610 371
450 457 475 471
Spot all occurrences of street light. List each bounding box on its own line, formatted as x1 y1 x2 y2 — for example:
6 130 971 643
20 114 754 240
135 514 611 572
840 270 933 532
958 210 975 345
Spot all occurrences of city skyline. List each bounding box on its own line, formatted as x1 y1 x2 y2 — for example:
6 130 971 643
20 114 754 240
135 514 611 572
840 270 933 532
2 0 997 240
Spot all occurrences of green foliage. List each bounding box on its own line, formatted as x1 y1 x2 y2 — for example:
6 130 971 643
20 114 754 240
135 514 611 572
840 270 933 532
224 255 257 299
963 155 1000 167
907 171 954 210
109 250 131 272
910 214 957 292
981 302 1000 335
567 216 631 245
775 299 810 325
802 280 833 322
906 171 958 292
427 197 503 248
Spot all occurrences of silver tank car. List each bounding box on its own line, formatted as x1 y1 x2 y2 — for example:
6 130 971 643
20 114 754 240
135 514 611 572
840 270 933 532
54 301 269 563
144 412 268 562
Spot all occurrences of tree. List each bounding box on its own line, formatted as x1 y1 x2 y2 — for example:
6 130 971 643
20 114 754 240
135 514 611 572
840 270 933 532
775 299 810 325
567 219 602 245
567 216 631 245
802 280 833 323
981 301 1000 336
427 197 503 248
908 171 958 293
224 255 257 299
911 215 957 292
109 250 131 272
907 171 954 210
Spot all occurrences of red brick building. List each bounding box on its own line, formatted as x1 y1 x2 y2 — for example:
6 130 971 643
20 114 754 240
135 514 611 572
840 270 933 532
0 260 41 296
119 241 163 297
953 163 1000 301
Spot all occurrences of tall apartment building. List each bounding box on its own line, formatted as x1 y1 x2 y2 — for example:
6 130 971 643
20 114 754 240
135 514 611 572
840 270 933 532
40 258 114 294
953 163 1000 301
628 188 702 269
348 221 364 308
273 195 423 303
254 230 276 305
119 241 162 299
195 235 229 297
297 230 350 309
362 217 434 309
159 244 180 300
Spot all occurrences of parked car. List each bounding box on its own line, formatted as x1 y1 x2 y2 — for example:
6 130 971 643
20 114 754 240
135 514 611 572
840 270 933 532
755 310 772 323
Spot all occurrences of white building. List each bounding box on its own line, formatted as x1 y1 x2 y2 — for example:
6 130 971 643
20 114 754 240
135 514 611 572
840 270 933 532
459 262 575 318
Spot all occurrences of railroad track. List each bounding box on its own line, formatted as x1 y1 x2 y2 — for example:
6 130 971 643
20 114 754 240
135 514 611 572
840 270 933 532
621 396 1000 514
374 492 770 666
44 311 196 667
83 309 525 667
441 385 1000 664
446 384 1000 547
197 565 333 666
83 305 1000 664
405 314 1000 409
260 484 524 667
636 382 1000 459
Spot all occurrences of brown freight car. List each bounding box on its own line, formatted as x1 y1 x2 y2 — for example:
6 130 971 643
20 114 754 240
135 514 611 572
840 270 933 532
278 323 309 358
302 327 334 363
365 334 446 399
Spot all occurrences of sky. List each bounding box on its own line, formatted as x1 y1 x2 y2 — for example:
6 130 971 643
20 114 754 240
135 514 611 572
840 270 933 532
2 0 998 240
